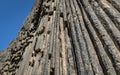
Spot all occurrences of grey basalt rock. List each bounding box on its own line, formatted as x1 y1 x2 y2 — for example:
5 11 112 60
0 0 120 75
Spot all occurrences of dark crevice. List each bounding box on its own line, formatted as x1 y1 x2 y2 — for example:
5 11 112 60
48 53 52 60
50 68 55 75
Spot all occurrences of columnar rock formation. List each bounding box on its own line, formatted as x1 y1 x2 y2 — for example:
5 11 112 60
0 0 120 75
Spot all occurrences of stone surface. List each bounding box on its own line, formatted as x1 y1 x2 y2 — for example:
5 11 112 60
0 0 120 75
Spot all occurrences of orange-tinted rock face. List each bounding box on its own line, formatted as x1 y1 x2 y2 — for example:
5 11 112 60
0 0 120 75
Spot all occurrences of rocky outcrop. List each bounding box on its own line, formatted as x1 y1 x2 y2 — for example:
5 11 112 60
0 49 9 68
0 0 120 75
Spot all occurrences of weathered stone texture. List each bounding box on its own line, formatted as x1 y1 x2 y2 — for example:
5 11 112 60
0 0 120 75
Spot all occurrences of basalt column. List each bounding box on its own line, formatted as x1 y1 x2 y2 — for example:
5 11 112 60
0 0 120 75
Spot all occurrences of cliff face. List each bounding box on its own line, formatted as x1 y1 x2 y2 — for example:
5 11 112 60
0 0 120 75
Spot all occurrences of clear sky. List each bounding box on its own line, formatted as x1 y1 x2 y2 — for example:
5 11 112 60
0 0 34 50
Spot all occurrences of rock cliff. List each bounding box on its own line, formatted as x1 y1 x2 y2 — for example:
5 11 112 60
0 0 120 75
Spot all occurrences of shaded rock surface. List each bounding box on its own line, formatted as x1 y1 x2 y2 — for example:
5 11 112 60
0 0 120 75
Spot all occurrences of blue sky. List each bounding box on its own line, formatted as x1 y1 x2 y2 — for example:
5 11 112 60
0 0 34 50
